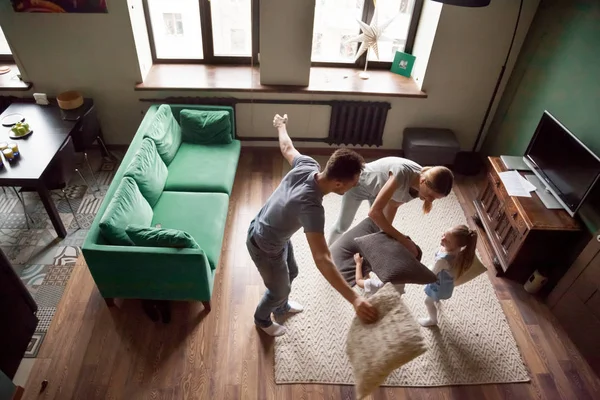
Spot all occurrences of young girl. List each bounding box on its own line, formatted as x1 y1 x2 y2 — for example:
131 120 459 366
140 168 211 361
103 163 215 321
353 253 384 297
418 225 478 327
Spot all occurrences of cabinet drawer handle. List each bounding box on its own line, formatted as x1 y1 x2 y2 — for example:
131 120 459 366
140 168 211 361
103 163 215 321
495 180 501 187
512 212 518 219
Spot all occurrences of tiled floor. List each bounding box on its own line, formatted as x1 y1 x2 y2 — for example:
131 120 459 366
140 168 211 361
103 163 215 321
1 148 123 360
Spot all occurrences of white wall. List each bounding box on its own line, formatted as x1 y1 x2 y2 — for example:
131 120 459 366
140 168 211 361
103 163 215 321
0 0 539 150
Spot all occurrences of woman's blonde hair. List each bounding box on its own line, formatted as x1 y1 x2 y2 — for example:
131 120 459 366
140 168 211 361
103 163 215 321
447 225 478 279
420 166 454 214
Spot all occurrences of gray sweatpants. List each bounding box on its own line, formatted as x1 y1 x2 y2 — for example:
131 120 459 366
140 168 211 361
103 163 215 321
327 185 375 245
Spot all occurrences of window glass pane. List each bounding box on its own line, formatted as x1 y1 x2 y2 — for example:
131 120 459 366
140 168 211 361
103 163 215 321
0 26 12 56
211 0 252 57
147 0 203 59
312 0 365 63
367 0 416 62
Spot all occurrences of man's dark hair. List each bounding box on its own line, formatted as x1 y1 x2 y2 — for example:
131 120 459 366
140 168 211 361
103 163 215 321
323 148 365 182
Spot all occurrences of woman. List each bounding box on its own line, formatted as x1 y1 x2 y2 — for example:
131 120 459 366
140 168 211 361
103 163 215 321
327 157 454 257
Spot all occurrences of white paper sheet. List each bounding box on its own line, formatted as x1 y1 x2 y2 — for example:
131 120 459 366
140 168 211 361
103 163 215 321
521 177 537 192
498 171 535 197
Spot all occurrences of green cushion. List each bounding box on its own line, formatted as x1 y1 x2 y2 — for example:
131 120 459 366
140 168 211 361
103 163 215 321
180 109 233 145
99 177 153 245
123 138 167 207
125 224 200 249
164 141 240 194
151 191 229 269
143 104 182 165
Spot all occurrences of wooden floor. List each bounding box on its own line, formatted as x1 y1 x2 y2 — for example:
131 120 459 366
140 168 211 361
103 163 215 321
22 149 600 400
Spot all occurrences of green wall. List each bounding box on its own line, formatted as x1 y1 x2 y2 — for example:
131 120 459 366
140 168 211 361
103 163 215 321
484 0 600 156
483 0 600 232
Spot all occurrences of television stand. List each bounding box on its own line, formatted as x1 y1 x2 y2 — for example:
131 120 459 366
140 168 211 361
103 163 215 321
523 174 563 210
473 157 589 295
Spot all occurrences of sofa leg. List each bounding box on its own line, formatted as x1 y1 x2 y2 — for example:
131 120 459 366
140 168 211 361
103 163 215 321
202 301 211 313
104 297 115 307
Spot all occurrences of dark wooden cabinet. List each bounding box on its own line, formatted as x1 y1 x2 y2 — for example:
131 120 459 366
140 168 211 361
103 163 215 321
0 249 38 379
474 157 589 294
548 233 600 377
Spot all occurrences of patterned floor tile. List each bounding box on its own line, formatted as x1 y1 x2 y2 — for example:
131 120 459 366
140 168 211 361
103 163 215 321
2 213 28 229
77 195 102 214
24 333 45 358
19 264 50 286
32 229 60 247
63 185 88 200
56 197 83 214
60 229 89 247
95 170 116 186
28 245 60 265
34 285 66 307
53 246 80 266
0 195 19 213
100 162 116 171
35 307 56 332
44 264 74 285
69 214 96 230
26 284 41 298
1 245 36 264
0 229 29 246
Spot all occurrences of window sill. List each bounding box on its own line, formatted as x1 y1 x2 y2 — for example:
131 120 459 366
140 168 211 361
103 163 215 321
135 64 426 98
0 64 32 91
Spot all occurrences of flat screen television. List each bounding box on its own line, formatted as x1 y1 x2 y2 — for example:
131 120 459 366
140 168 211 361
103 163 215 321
524 111 600 217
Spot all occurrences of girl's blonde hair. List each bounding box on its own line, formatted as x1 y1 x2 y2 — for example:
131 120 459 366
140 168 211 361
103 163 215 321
448 225 478 279
420 166 454 214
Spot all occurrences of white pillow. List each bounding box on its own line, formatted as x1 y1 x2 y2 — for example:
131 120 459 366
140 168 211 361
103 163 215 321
346 283 427 399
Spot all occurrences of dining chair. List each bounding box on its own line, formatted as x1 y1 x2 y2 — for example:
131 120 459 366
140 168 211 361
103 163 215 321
15 137 83 230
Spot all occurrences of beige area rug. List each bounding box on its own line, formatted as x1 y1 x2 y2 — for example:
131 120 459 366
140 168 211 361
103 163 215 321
275 159 530 386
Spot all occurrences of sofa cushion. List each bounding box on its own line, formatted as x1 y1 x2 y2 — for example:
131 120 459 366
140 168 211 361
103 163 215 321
144 104 182 165
355 232 436 285
125 224 200 249
164 141 241 194
180 109 233 145
123 138 168 207
151 191 229 269
99 177 153 245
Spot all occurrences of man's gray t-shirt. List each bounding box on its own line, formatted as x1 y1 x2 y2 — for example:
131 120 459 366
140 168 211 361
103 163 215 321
252 155 325 253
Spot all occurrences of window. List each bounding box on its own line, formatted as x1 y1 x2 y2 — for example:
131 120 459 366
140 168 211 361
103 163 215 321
163 13 184 36
311 0 422 67
0 26 13 62
143 0 257 64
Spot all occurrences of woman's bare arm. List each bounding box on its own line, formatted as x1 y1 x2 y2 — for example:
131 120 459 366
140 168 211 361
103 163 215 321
368 175 419 257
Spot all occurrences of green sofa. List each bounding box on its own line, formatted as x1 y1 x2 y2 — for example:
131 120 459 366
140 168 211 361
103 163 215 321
82 104 241 311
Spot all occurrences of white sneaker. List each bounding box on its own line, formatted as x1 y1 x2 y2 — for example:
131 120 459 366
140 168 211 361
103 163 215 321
259 322 287 337
287 300 304 313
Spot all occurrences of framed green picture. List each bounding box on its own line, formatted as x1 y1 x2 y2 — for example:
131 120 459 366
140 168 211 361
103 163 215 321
390 51 416 77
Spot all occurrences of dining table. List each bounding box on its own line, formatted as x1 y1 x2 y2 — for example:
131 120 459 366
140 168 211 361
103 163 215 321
0 103 79 238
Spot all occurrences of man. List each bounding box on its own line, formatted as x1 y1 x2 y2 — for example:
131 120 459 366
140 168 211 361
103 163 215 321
246 114 379 337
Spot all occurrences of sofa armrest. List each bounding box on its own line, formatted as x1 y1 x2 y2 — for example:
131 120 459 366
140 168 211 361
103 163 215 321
82 244 214 302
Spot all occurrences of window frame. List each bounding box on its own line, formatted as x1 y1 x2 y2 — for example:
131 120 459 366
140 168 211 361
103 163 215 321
142 0 259 65
0 27 14 64
312 0 423 69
